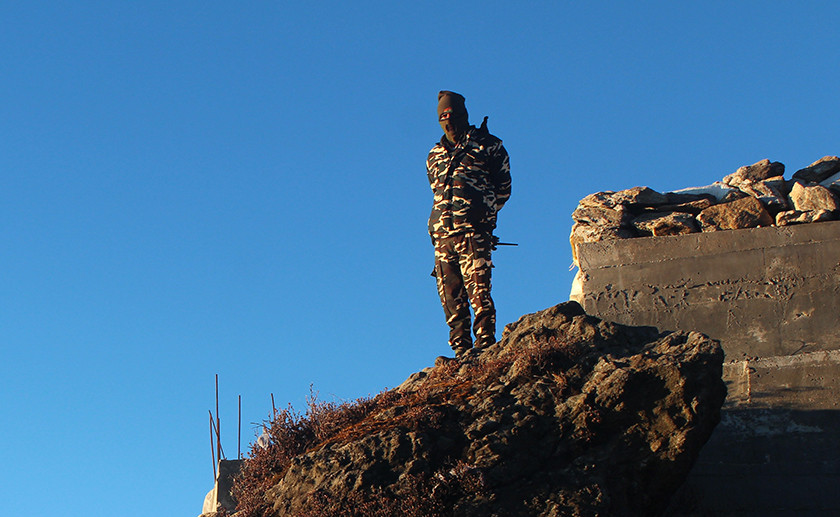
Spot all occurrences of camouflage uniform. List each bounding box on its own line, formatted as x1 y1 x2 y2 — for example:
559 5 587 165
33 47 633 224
428 124 511 354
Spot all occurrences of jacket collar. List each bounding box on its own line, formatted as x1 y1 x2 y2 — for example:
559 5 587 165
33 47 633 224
439 126 477 150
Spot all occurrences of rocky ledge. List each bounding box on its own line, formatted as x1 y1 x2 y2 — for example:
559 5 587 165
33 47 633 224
571 156 840 261
229 302 726 517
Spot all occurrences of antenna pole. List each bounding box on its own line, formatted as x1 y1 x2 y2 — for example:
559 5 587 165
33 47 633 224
238 395 242 459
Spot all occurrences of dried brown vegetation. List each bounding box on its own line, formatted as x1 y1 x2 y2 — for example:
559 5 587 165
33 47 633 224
232 333 574 517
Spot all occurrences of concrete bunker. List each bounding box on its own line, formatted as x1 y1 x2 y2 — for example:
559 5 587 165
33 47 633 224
572 209 840 515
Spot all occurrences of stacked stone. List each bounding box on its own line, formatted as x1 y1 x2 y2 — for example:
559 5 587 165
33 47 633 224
571 156 840 261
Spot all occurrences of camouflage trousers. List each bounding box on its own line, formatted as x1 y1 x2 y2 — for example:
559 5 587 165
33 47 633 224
433 232 496 353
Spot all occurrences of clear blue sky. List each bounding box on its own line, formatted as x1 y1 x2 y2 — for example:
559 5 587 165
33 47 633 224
2 2 837 515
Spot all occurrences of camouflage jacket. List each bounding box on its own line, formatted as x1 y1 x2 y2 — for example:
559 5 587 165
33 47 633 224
427 126 511 239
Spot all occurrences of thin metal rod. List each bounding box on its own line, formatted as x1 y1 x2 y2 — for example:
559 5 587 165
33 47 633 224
271 393 277 417
210 410 226 460
209 410 216 480
215 374 222 463
238 395 242 459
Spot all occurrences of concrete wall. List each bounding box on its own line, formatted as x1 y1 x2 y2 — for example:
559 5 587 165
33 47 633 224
200 459 243 517
573 221 840 516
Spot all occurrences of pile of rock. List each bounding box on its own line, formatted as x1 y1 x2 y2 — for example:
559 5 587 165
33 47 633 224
570 156 840 257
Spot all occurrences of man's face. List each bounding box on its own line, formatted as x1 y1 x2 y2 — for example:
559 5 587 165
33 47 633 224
439 107 467 144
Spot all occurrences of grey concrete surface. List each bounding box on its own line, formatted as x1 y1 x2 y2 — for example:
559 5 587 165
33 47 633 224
200 459 242 516
576 221 840 359
575 222 840 516
217 459 242 512
724 350 840 410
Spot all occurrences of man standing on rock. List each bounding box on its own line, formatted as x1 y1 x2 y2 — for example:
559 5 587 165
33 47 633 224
427 91 511 358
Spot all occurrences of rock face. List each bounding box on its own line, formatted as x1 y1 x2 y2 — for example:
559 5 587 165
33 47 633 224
237 303 726 517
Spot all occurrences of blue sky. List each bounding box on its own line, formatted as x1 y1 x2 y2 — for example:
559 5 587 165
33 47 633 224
2 2 838 515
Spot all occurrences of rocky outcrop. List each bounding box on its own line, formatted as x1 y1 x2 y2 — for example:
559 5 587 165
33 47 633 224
234 303 726 517
571 156 840 262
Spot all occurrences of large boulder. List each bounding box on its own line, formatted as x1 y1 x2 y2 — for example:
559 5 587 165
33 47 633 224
775 209 837 226
570 221 635 248
736 176 789 214
632 211 699 236
788 181 840 212
570 206 635 262
572 205 630 228
722 158 785 188
579 187 668 209
237 303 726 517
696 195 773 231
792 156 840 184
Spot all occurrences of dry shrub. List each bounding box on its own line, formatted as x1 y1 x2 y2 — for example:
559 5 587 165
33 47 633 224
234 388 387 517
233 334 584 516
